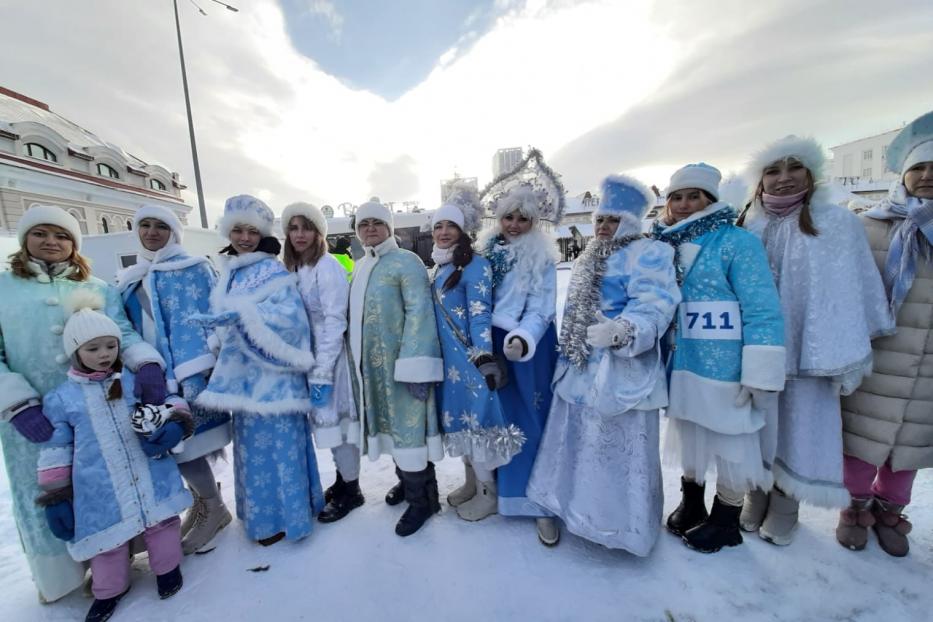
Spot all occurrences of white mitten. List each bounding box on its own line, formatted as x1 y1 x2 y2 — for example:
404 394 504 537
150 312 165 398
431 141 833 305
503 335 527 362
585 312 634 349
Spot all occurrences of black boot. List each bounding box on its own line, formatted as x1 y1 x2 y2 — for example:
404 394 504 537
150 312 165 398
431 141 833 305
156 565 183 599
318 478 365 523
385 465 405 506
85 586 130 622
666 476 708 537
324 472 346 504
395 463 441 537
683 495 743 553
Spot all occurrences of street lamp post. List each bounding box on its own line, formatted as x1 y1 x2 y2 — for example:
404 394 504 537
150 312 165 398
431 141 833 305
171 0 238 228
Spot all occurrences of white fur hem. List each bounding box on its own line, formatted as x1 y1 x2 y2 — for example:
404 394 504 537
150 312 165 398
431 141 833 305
394 356 444 383
174 354 215 383
0 374 40 421
226 299 314 371
491 312 519 332
196 392 311 416
174 422 232 462
667 370 763 435
505 327 536 362
741 345 786 391
313 425 344 449
121 341 164 371
365 433 444 471
772 460 850 509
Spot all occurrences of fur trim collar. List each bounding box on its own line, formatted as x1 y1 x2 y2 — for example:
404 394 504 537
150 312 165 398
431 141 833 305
477 226 558 292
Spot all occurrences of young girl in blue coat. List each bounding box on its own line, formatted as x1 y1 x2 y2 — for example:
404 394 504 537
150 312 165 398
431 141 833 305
430 186 522 522
37 291 193 622
477 149 563 545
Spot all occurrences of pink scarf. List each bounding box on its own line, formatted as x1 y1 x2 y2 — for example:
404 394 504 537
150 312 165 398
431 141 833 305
761 189 808 218
69 367 117 382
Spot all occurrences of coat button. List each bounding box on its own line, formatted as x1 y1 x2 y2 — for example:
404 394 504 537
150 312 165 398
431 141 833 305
55 353 68 364
45 297 59 306
50 325 64 335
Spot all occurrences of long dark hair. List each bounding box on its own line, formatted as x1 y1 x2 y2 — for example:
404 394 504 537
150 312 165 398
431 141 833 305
441 228 474 291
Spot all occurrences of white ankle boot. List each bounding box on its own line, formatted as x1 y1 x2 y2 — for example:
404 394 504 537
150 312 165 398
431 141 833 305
182 495 232 554
536 517 560 547
447 461 477 507
456 478 498 521
759 488 799 546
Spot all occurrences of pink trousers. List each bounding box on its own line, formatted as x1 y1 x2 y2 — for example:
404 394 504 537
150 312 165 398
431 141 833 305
843 454 916 506
89 516 182 599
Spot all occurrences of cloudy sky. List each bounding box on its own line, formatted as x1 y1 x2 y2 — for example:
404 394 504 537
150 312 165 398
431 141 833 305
1 0 931 223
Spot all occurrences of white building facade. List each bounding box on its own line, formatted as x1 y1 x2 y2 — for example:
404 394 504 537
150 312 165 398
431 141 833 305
492 147 523 179
0 86 190 236
830 128 901 200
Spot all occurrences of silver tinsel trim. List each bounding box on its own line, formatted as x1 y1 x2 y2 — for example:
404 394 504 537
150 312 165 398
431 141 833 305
559 234 642 368
479 148 567 224
443 424 526 468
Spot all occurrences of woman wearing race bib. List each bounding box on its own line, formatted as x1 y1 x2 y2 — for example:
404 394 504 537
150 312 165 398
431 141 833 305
738 137 893 546
651 163 785 553
528 175 680 555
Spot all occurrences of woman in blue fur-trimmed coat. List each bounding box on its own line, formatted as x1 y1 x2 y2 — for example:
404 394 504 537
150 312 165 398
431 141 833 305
193 195 323 546
528 175 680 555
117 205 233 555
651 163 785 554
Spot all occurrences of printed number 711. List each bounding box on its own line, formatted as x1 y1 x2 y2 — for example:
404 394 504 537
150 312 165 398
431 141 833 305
686 311 735 330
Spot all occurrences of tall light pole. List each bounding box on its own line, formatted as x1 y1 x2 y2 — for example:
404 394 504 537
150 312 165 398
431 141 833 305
172 0 238 228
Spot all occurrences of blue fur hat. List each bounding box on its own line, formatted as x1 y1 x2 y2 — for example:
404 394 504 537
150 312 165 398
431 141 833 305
217 194 274 239
886 110 933 175
594 174 654 220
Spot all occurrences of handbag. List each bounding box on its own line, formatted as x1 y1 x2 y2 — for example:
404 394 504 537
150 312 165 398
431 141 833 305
432 282 509 389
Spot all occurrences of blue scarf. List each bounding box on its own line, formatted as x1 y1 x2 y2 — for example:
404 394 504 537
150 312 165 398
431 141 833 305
650 206 736 284
866 183 933 314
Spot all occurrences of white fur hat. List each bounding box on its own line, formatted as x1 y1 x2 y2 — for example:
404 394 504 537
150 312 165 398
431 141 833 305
217 195 274 239
431 184 483 234
17 204 83 251
134 205 184 244
281 202 327 238
355 197 394 236
62 290 121 357
745 135 826 190
666 163 721 201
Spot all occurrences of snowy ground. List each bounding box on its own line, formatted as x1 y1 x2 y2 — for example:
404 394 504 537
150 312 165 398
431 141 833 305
3 439 933 622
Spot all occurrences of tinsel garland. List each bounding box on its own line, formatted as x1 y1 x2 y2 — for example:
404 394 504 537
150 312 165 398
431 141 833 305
650 207 736 284
481 234 516 288
559 233 643 369
442 424 526 465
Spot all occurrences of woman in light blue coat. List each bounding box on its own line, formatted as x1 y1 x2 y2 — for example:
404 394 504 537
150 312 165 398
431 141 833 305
528 175 680 554
651 163 785 554
117 204 233 554
194 195 323 546
476 149 563 545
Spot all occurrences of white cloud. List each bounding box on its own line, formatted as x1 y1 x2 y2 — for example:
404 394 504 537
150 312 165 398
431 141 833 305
304 0 343 41
1 0 930 227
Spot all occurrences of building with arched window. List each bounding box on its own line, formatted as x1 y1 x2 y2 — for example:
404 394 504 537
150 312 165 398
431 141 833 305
0 85 190 236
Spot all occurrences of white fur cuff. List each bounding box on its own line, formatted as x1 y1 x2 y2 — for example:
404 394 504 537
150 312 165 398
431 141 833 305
505 327 536 362
394 356 444 383
121 341 165 372
741 345 786 391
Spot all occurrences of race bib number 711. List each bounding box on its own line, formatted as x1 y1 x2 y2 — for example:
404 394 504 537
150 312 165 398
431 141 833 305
679 301 742 340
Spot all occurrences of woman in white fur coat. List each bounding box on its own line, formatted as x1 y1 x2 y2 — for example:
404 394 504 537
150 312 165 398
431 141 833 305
737 136 893 546
281 201 362 525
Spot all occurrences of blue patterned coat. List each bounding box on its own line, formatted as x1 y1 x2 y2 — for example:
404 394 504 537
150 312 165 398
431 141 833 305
37 370 191 561
196 252 315 416
653 203 786 435
117 244 231 459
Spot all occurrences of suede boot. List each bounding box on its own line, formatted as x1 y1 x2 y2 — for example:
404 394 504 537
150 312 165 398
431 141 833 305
666 477 708 537
536 517 560 547
739 488 769 533
871 497 912 557
835 497 875 551
447 460 478 507
759 488 798 546
683 496 743 553
385 465 405 506
182 494 232 555
180 493 203 537
85 587 131 622
395 463 441 537
318 478 365 523
456 478 497 521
